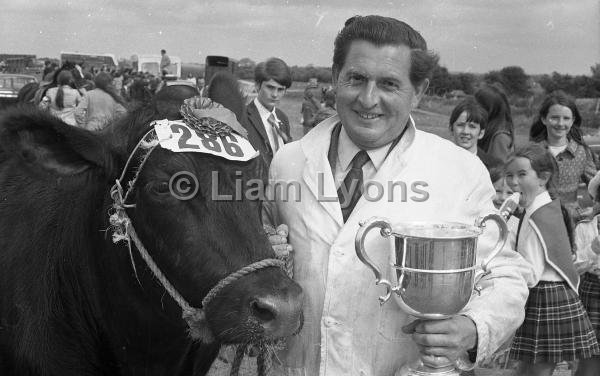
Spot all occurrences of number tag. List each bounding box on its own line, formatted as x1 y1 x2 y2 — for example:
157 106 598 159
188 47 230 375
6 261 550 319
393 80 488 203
154 120 259 161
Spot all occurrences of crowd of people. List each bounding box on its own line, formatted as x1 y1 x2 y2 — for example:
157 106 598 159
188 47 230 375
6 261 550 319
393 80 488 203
37 52 204 131
18 15 600 376
448 87 600 375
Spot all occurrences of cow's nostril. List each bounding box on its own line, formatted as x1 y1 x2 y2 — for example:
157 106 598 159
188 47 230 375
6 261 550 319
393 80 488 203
249 299 277 323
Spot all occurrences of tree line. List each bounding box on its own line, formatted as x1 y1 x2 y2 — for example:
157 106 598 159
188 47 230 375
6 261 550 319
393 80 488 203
237 57 600 100
429 64 600 99
237 58 333 84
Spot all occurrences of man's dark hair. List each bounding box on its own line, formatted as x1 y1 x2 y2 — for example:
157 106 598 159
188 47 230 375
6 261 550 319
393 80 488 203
332 15 439 88
254 57 292 88
161 49 166 54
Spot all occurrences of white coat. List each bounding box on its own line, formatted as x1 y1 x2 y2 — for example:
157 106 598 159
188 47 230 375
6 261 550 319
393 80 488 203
263 115 534 376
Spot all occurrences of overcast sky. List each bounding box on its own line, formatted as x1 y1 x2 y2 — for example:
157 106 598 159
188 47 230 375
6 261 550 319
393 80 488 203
1 0 598 75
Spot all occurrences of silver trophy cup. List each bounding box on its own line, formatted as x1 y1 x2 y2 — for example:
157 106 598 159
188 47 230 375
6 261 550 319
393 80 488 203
355 214 508 376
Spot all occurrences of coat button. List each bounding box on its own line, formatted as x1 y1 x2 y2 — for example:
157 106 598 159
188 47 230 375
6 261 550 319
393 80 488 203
323 316 337 327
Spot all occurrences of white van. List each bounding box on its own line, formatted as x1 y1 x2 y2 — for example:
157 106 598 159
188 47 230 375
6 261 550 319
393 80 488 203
131 54 181 78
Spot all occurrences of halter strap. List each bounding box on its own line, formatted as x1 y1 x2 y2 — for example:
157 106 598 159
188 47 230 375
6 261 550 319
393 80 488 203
116 127 160 206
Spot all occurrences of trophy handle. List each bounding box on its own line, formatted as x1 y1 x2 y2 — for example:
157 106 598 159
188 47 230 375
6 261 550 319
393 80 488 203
475 213 508 272
355 217 394 304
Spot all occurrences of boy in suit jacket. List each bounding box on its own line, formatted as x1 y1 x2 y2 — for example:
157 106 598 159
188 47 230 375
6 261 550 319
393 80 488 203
244 57 292 174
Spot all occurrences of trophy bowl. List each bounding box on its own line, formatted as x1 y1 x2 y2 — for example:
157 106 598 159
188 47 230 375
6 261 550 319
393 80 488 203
355 215 508 375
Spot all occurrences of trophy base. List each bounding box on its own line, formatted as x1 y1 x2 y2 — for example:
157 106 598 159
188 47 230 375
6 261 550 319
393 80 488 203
406 366 460 376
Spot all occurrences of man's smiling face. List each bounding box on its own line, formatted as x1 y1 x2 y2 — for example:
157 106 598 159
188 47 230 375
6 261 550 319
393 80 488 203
333 40 428 150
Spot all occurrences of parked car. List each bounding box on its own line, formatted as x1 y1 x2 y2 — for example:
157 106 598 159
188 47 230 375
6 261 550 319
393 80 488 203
158 79 200 96
0 73 37 108
164 79 197 89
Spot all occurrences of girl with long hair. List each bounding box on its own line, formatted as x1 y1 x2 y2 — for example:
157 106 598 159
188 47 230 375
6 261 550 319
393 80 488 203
475 84 515 163
529 90 596 219
44 70 82 126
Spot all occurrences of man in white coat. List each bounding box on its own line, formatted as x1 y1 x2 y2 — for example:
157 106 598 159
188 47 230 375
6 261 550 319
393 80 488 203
263 15 533 376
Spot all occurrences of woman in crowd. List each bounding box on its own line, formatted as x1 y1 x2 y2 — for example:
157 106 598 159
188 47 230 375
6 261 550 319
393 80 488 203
75 72 128 131
529 90 596 221
44 70 82 126
475 83 515 163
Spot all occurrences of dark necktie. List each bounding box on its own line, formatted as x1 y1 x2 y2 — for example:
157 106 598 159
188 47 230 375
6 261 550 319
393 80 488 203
337 150 370 222
267 113 288 152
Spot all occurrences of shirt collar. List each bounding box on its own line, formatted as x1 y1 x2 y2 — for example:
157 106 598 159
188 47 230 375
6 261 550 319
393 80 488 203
337 123 403 172
540 139 578 156
253 98 278 122
525 190 552 216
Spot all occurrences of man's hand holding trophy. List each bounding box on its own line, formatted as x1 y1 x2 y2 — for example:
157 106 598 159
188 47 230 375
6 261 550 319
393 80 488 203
355 193 520 376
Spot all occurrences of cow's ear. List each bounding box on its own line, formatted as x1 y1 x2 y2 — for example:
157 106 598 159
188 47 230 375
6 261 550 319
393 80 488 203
207 72 246 123
0 107 117 176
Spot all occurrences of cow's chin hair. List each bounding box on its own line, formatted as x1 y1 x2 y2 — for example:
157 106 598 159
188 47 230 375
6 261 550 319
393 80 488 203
212 311 304 346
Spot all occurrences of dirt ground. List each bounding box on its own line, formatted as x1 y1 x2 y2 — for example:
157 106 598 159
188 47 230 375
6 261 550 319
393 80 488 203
207 356 575 376
205 345 576 376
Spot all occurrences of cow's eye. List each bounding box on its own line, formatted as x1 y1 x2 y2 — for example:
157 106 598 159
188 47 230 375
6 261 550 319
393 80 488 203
148 181 170 195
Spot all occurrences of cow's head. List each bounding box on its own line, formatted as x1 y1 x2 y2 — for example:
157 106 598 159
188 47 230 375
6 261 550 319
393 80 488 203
0 75 303 346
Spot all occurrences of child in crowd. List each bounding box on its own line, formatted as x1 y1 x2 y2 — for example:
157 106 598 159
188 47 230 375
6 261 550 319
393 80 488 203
475 84 515 163
505 144 599 376
490 164 512 209
572 171 600 375
310 88 337 127
529 90 597 221
449 98 502 170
